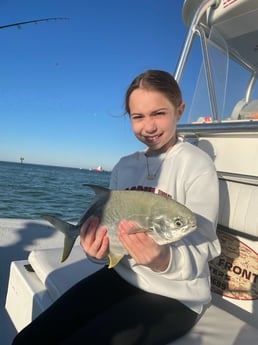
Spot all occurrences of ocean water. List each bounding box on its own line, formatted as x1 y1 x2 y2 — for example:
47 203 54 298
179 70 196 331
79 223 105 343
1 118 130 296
0 161 111 222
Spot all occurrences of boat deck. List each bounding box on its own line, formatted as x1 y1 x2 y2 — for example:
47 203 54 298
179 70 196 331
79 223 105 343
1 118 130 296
0 218 64 345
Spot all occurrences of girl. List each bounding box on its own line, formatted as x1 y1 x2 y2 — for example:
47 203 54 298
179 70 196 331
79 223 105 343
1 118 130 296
13 70 220 345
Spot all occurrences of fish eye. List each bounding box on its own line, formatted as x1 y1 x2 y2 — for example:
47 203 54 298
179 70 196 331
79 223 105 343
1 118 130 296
174 216 184 227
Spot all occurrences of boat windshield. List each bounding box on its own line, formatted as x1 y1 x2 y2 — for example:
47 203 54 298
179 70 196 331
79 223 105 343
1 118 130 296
178 0 258 125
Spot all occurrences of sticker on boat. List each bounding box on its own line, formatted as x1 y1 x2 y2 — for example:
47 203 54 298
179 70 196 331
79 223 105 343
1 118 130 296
209 229 258 300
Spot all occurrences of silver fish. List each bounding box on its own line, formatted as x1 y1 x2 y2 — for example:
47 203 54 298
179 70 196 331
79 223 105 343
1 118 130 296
42 184 197 268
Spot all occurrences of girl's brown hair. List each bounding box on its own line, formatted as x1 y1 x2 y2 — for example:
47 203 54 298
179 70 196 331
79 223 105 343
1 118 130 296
125 70 182 114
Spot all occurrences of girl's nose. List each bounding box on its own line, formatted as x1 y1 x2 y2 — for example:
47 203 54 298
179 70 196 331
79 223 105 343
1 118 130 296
144 118 157 133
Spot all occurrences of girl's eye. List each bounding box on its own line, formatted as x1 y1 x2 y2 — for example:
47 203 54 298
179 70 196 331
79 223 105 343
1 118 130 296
131 114 143 120
155 111 166 116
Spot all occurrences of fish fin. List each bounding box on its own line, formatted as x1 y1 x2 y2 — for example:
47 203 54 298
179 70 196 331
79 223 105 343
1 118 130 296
42 214 78 262
83 184 110 197
62 236 77 262
107 253 124 268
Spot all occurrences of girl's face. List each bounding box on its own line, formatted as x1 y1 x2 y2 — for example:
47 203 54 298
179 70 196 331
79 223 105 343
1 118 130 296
129 88 185 154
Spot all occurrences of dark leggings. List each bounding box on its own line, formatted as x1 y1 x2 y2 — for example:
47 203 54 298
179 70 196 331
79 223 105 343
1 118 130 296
12 267 198 345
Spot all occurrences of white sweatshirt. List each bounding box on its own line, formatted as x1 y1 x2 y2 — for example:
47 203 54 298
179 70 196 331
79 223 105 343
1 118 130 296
109 139 221 314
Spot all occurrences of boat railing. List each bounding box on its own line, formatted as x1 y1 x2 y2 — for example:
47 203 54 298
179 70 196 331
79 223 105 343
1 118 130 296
174 0 219 83
178 119 258 135
175 0 258 124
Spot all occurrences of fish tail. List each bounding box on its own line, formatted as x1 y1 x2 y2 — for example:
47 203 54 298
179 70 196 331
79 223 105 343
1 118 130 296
42 214 78 262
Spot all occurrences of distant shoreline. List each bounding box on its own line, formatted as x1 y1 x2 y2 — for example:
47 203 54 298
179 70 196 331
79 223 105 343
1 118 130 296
0 160 111 173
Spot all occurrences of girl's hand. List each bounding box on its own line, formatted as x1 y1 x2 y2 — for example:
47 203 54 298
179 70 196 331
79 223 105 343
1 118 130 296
80 215 109 260
118 219 171 272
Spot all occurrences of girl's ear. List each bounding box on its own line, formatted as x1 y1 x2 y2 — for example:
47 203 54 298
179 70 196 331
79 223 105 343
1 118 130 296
176 102 186 121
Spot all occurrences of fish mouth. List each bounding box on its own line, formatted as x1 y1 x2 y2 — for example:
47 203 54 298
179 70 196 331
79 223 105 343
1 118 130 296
182 220 197 232
187 223 197 233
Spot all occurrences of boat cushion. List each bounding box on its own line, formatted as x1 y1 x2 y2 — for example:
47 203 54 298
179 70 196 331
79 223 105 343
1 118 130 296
28 246 103 302
208 178 258 319
218 177 258 237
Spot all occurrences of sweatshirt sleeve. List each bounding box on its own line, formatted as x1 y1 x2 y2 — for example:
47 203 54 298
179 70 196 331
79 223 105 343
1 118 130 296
161 166 221 281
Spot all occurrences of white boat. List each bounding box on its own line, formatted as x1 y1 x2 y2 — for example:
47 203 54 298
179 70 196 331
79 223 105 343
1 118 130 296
2 1 258 344
92 166 104 172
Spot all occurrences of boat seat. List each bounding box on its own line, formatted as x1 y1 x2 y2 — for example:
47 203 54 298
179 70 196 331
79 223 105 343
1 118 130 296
231 99 258 120
5 176 258 344
239 99 258 120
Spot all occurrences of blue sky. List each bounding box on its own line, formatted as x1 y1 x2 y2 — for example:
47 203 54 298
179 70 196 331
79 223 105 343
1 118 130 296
0 0 189 171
